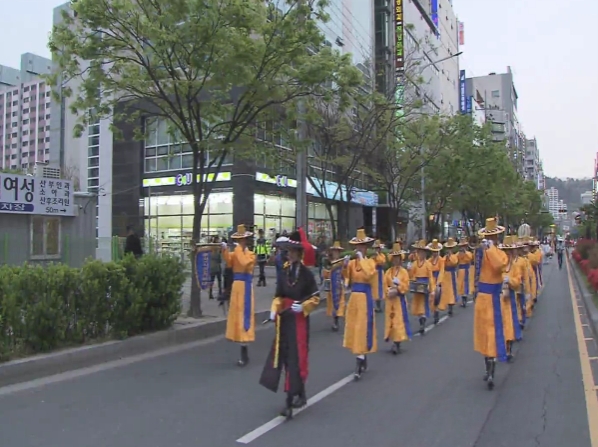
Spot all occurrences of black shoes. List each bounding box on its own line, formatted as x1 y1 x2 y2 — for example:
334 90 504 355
237 345 249 367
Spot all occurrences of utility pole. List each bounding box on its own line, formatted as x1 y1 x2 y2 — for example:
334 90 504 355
295 101 308 230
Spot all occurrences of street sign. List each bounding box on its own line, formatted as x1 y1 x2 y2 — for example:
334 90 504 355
0 174 75 216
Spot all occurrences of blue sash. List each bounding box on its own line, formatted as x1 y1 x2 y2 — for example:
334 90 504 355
478 282 507 362
509 288 522 341
330 267 342 317
399 294 412 338
233 273 253 331
459 264 470 295
351 283 375 351
376 266 385 300
533 266 540 294
445 266 458 299
416 276 431 318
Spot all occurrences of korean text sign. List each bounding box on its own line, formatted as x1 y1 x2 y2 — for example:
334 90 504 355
0 174 75 216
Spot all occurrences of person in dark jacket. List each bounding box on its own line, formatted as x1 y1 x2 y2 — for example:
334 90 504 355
209 236 223 300
124 225 143 258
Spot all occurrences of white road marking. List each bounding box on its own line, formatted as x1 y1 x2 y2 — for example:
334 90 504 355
236 314 449 444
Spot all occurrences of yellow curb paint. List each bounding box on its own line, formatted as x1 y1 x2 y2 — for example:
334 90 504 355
566 258 598 446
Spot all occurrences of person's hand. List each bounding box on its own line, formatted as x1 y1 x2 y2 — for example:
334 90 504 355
407 262 413 270
221 242 227 250
343 255 350 266
269 311 276 321
392 277 400 286
356 251 363 260
291 301 303 313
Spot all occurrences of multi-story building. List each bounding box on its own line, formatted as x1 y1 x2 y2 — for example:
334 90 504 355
0 53 53 171
546 187 567 220
55 1 380 260
465 67 526 175
581 191 593 206
524 137 543 186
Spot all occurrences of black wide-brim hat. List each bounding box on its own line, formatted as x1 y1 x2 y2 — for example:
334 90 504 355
275 231 317 250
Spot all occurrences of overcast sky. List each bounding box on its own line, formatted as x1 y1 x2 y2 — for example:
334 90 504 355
0 0 596 179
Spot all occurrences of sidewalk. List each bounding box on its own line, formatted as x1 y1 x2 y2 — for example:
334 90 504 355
179 265 318 317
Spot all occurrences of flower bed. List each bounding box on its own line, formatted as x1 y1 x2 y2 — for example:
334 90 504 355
571 239 598 292
0 254 185 362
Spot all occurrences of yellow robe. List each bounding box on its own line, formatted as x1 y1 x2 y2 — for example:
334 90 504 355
473 245 509 358
223 245 256 343
530 250 542 294
408 259 436 317
372 252 388 301
502 258 523 342
324 263 346 317
524 255 537 317
514 256 531 323
383 266 411 342
439 253 459 309
429 256 445 312
343 257 378 355
457 251 474 296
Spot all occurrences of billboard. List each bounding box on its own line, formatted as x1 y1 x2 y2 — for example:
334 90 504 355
395 0 404 71
0 174 75 216
458 22 464 45
459 70 466 114
431 0 439 36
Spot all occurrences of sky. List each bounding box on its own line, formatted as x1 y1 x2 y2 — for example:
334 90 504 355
0 0 596 179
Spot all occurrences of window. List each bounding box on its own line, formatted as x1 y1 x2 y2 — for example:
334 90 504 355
491 90 500 98
31 216 61 258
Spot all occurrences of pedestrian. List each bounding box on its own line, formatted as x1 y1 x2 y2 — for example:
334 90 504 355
221 224 256 367
473 217 509 390
427 239 444 325
209 236 222 300
259 230 320 420
498 235 523 361
439 237 459 317
255 229 269 287
408 240 436 335
383 241 411 354
519 237 538 318
342 228 377 380
457 237 473 307
371 240 388 313
124 225 143 258
323 241 346 332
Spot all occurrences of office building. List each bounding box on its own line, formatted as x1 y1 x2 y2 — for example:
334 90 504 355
55 1 380 260
524 137 544 188
546 187 567 220
465 67 526 176
0 53 53 171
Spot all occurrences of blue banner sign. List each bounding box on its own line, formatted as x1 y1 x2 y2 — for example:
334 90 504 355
431 0 439 36
459 70 466 114
195 247 213 290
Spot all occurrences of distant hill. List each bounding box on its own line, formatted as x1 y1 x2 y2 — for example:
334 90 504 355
544 177 593 211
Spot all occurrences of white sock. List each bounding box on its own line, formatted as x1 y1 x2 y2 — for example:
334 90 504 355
356 355 365 360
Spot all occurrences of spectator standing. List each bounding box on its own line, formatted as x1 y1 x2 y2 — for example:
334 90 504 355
255 229 270 286
124 225 143 258
209 235 223 300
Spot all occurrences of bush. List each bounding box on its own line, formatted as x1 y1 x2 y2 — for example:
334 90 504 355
0 254 184 362
575 239 596 260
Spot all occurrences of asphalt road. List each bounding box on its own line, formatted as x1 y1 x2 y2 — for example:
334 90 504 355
1 260 596 447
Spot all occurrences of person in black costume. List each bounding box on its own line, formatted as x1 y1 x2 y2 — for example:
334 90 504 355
259 230 320 420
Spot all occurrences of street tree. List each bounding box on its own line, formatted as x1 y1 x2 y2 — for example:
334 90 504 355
49 0 361 316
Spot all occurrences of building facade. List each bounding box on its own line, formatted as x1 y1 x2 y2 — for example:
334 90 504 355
546 186 567 220
524 137 543 188
581 191 593 206
465 67 526 175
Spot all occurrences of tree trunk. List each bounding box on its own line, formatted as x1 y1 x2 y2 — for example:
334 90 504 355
188 181 204 318
325 202 337 241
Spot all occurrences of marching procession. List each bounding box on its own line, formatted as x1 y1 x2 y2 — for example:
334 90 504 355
217 218 546 420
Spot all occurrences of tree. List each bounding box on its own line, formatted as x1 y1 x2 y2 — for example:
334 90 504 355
49 0 361 317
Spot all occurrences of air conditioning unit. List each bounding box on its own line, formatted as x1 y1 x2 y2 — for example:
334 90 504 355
34 163 61 179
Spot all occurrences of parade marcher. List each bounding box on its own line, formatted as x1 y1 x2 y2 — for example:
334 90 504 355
323 241 346 332
520 237 537 318
468 236 480 303
528 239 542 306
383 241 411 354
457 237 473 307
372 240 388 313
342 228 377 380
474 218 509 390
427 239 445 325
408 240 436 335
259 230 320 419
255 229 270 287
222 225 256 366
499 235 523 361
440 237 459 316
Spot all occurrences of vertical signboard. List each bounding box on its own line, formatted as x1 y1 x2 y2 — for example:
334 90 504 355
459 70 466 114
431 0 439 36
466 96 472 114
395 0 404 72
458 22 465 45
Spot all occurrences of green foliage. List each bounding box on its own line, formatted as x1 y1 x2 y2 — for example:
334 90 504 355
0 255 184 362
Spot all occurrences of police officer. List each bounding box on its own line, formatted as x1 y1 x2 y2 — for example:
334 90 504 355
255 229 270 286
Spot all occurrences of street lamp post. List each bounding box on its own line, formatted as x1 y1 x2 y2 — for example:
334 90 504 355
416 51 462 239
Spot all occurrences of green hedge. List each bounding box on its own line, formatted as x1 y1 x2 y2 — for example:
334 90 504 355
0 254 185 362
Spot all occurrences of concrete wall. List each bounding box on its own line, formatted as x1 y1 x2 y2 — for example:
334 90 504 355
0 193 96 267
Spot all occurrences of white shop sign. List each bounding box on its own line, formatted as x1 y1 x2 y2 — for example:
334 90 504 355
0 173 75 216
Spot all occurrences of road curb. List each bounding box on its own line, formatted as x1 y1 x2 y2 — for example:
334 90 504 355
569 258 598 340
0 308 269 389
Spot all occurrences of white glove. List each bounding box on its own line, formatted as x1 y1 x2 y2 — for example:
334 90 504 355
269 311 276 321
343 255 350 265
356 251 363 260
221 242 227 250
486 240 494 248
407 262 413 270
291 301 303 313
392 277 400 286
503 276 509 283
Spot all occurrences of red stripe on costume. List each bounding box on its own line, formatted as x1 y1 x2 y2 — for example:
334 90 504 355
295 312 309 382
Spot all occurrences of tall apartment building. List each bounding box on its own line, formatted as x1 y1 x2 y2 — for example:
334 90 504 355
0 53 53 171
546 187 567 219
464 67 526 176
375 0 460 114
524 137 544 189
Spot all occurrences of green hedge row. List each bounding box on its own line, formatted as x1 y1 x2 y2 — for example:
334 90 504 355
0 255 185 362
